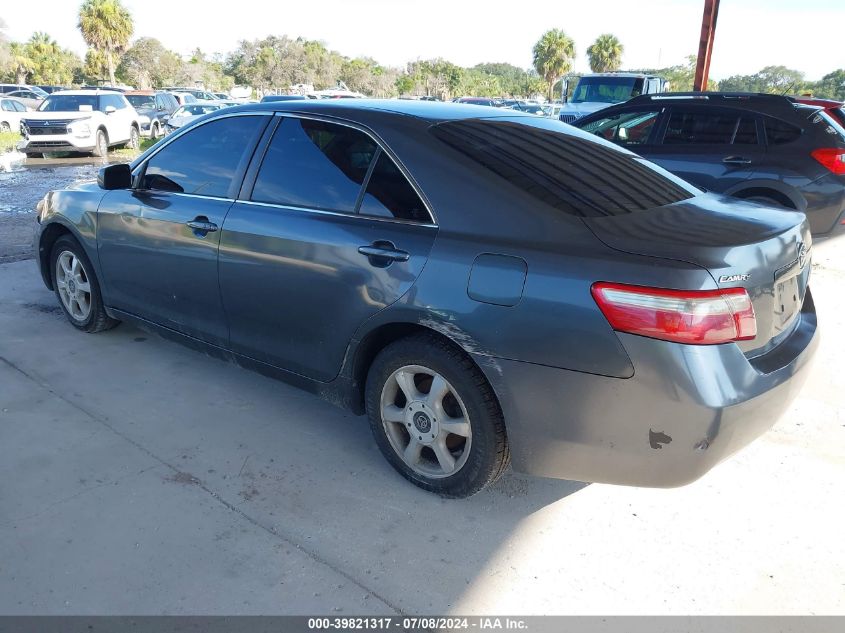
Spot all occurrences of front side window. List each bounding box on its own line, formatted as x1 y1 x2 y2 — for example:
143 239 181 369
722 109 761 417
252 117 377 212
1 100 14 112
142 115 266 198
664 110 759 145
580 109 661 146
13 100 27 112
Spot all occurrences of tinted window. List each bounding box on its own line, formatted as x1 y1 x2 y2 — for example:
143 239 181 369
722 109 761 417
764 117 802 145
252 117 377 212
431 118 694 217
13 101 27 112
359 152 430 222
142 115 265 198
127 95 155 109
1 100 14 112
664 110 757 145
580 109 660 146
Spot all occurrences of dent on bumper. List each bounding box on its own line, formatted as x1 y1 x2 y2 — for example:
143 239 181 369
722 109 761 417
479 296 819 487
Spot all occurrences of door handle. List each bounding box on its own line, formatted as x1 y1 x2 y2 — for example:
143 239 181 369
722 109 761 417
358 241 410 267
186 218 218 234
722 156 752 165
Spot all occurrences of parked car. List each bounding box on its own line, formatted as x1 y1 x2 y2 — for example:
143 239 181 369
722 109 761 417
19 90 140 158
0 83 48 98
212 92 230 100
161 87 218 101
169 91 197 106
793 96 845 126
260 94 307 103
0 97 29 131
5 88 45 110
125 90 179 139
501 100 545 115
36 85 68 95
163 101 238 134
454 97 500 107
35 100 818 497
574 92 845 235
558 73 668 124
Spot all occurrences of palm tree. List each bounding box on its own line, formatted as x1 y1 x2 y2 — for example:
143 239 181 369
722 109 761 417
587 34 624 73
9 42 33 84
532 29 576 100
78 0 133 86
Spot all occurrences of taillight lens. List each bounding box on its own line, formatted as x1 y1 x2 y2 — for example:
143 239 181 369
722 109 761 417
591 282 757 345
811 148 845 175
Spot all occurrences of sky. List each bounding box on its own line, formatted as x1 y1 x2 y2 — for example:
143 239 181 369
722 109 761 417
2 0 843 81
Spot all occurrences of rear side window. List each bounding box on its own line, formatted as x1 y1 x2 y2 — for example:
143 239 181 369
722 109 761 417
142 115 266 198
663 110 758 145
430 119 694 217
252 117 377 212
580 109 661 146
764 117 802 145
359 152 430 222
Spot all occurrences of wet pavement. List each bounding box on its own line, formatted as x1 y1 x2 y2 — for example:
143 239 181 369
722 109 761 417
0 153 130 264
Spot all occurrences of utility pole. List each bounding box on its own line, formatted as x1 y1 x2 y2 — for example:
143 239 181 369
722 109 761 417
693 0 720 91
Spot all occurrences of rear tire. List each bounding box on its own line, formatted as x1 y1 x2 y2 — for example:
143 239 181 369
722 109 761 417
50 235 119 333
0 122 10 132
150 122 159 140
365 333 509 498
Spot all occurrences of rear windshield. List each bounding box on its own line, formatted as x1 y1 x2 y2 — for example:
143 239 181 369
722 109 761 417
429 117 696 217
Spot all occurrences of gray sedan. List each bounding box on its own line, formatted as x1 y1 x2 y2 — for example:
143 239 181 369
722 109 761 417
33 100 818 497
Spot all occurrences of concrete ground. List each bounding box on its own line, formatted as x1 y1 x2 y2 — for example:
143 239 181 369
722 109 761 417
0 236 843 615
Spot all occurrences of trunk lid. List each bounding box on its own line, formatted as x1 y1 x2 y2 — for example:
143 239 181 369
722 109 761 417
583 193 813 356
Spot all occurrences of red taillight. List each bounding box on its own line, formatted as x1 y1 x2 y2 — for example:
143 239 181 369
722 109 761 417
811 148 845 175
591 282 757 345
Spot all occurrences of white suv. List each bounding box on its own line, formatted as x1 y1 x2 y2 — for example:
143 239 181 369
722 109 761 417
19 90 140 157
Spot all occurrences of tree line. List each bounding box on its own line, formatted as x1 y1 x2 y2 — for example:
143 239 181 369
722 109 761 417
1 1 843 102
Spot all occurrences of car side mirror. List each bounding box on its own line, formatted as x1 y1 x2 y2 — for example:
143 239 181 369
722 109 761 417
98 163 132 190
104 105 116 114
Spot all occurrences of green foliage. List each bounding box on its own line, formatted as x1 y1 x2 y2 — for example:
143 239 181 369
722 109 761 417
83 48 108 84
78 0 134 86
587 34 623 73
532 29 576 99
813 69 845 101
117 37 180 88
631 55 717 92
0 130 21 153
21 32 81 85
719 65 806 94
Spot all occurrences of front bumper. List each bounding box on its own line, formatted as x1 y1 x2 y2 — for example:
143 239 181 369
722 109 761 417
19 134 96 153
479 289 819 487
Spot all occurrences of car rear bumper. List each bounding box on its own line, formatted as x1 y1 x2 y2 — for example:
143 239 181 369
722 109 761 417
478 289 819 487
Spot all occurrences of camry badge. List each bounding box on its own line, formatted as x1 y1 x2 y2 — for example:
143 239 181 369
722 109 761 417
719 274 751 283
797 242 808 270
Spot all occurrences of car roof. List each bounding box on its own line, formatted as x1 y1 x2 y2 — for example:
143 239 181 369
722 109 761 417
125 90 157 96
51 89 124 96
218 98 536 122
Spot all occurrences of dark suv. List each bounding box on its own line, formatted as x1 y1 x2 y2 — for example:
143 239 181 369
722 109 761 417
574 93 845 235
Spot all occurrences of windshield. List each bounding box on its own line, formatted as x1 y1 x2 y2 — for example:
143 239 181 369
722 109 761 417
38 94 99 112
173 104 221 118
571 77 645 104
126 95 155 109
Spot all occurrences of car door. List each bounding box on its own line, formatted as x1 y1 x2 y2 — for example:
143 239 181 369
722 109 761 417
218 114 437 381
154 94 172 126
641 106 764 193
97 112 270 346
101 94 131 143
0 99 21 130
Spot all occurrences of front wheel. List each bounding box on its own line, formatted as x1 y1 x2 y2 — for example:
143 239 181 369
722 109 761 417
365 334 509 498
51 235 119 333
150 122 159 140
92 129 108 157
127 125 140 149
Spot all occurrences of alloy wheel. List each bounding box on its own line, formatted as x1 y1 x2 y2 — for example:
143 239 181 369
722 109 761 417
55 250 92 321
380 364 472 478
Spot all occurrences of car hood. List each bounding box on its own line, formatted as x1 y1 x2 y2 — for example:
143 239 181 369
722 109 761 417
558 102 614 117
22 111 97 121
